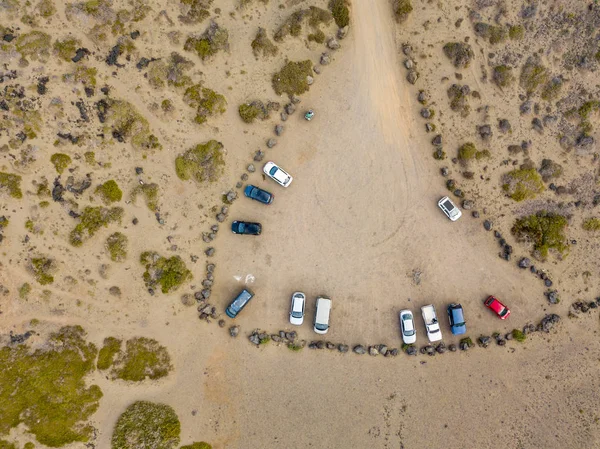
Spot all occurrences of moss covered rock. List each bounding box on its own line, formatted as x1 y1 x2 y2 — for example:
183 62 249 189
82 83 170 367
50 153 72 174
0 172 23 199
175 140 225 183
502 168 545 202
0 326 102 447
272 60 313 96
140 251 192 294
111 401 180 449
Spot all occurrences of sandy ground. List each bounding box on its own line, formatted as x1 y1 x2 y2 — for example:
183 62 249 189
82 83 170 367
1 0 600 448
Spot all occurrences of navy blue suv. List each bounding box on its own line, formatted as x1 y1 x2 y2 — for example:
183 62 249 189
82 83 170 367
226 289 255 318
231 221 262 235
447 304 466 335
244 185 274 205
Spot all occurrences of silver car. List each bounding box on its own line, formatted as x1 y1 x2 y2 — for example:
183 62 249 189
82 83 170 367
399 309 417 344
289 292 306 326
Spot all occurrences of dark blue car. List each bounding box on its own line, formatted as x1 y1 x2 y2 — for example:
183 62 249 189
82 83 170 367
244 185 274 205
447 304 466 335
226 288 255 318
231 220 262 235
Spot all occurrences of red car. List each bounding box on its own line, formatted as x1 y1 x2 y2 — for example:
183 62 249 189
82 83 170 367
484 296 511 319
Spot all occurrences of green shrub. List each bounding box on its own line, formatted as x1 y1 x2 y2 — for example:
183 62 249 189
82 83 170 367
110 337 172 381
184 22 229 61
29 257 56 285
287 342 304 351
274 7 332 41
16 31 51 61
179 0 211 24
492 65 514 88
308 29 326 43
103 99 162 150
582 218 600 231
541 77 563 101
392 0 412 23
19 282 31 299
460 336 474 348
489 25 507 44
69 206 124 247
0 216 8 229
447 84 470 116
442 42 474 69
0 172 23 199
512 212 569 259
0 326 102 447
84 151 96 165
509 24 524 40
251 27 278 57
175 140 225 183
132 183 159 211
64 65 98 87
97 337 122 370
457 142 489 161
238 101 270 123
53 37 81 61
95 180 123 204
183 84 227 124
140 251 192 294
512 329 526 342
181 443 212 449
502 168 545 202
272 59 313 96
578 101 600 120
329 0 349 27
105 232 128 262
0 440 17 449
111 401 180 449
520 57 549 94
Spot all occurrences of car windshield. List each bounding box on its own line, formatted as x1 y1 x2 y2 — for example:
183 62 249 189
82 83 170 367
499 307 508 316
315 323 328 331
291 311 303 318
269 166 278 176
443 200 455 211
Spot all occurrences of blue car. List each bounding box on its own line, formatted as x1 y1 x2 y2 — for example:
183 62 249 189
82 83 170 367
226 289 255 318
244 185 274 205
231 221 262 235
447 304 466 335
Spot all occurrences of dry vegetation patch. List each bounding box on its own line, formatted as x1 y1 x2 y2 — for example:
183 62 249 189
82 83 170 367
183 84 227 124
272 60 313 96
502 168 545 202
175 140 225 183
69 206 124 247
140 251 192 294
512 212 569 259
442 42 474 69
111 401 180 449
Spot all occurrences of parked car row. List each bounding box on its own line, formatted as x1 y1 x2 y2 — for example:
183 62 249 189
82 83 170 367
399 296 511 344
230 161 293 234
226 289 332 335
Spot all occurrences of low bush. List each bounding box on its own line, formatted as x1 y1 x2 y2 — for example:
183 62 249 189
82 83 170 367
110 337 172 381
520 56 549 94
102 99 162 150
105 232 128 262
0 172 23 199
392 0 412 23
442 42 474 69
140 251 192 294
184 21 229 61
582 218 600 231
29 256 56 285
175 140 225 183
329 0 350 27
492 65 514 88
97 337 122 370
251 27 278 57
509 24 524 40
0 326 102 447
53 36 81 61
111 401 180 449
511 212 569 259
183 84 227 124
132 183 159 211
69 206 124 247
512 329 526 342
95 180 123 204
272 60 313 96
447 84 470 117
541 77 563 101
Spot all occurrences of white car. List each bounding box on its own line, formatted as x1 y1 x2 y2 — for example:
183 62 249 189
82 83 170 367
438 196 462 221
421 304 442 342
399 309 416 344
289 291 306 325
313 296 331 334
263 161 293 187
